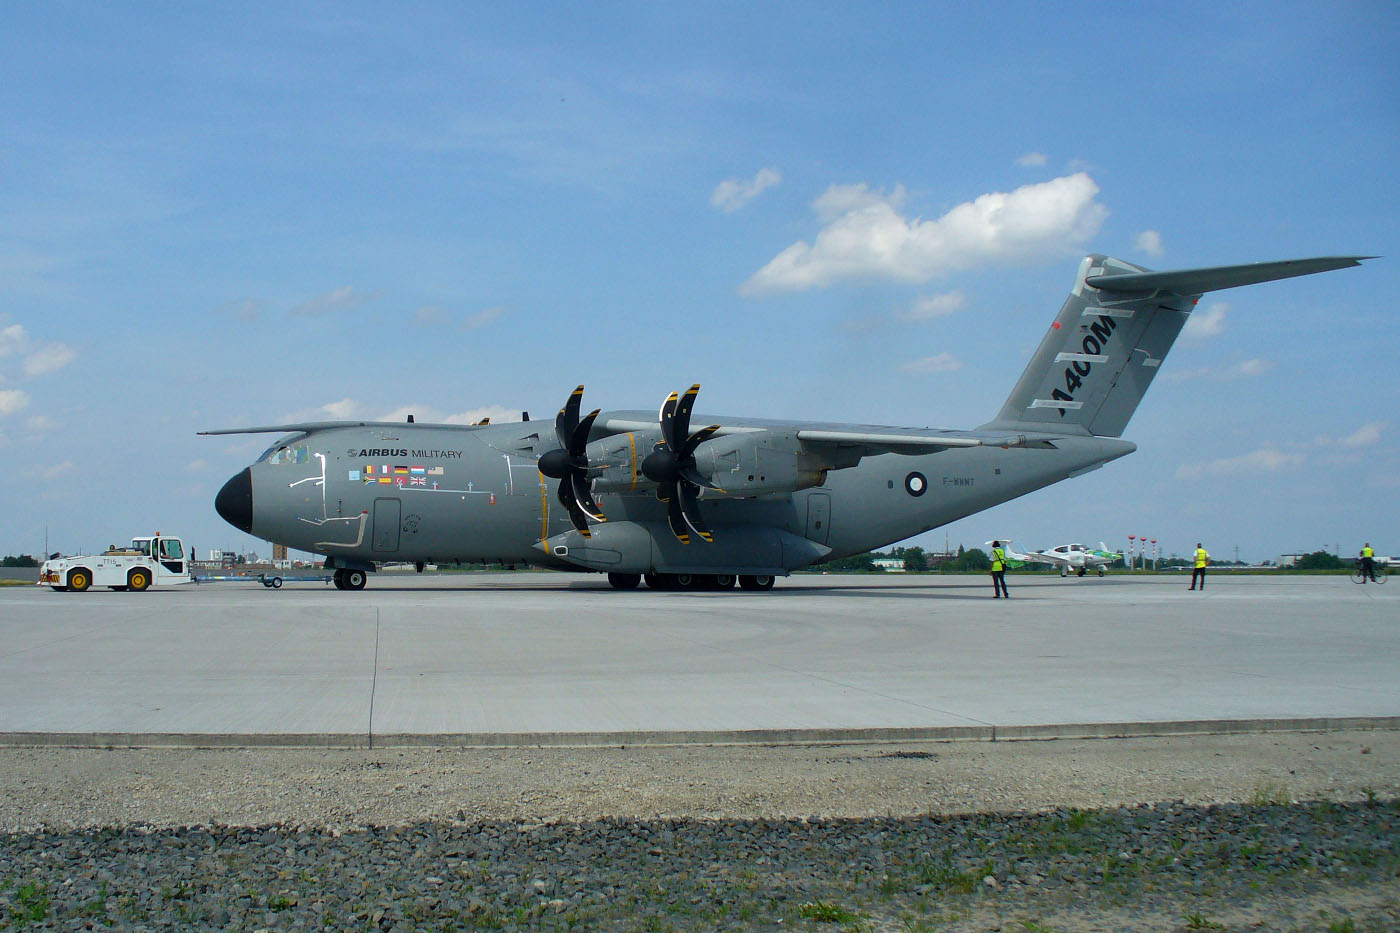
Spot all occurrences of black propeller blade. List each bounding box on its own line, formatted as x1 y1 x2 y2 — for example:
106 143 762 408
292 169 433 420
640 383 721 544
538 385 604 536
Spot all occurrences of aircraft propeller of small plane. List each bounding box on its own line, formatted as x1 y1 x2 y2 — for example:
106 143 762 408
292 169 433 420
205 252 1370 592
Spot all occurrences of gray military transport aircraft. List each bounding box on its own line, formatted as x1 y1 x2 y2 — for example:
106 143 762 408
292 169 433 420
207 253 1368 592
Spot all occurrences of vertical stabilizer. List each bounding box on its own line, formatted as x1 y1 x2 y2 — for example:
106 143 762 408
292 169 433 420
982 253 1369 438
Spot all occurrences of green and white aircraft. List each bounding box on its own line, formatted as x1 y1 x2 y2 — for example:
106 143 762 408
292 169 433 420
207 253 1368 591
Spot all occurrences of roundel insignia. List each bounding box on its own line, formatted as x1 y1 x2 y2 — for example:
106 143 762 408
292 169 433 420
905 472 928 497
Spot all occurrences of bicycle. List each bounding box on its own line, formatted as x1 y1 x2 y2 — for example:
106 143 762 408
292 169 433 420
1350 559 1388 585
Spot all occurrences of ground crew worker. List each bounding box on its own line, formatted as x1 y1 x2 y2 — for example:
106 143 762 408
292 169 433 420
1189 542 1209 591
990 541 1010 598
1359 543 1376 583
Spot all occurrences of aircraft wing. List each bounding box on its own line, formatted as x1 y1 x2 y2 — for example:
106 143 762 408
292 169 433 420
1020 551 1069 568
198 420 487 436
597 414 1062 456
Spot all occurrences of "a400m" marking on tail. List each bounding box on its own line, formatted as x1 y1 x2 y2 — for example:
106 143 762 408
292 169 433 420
1050 314 1119 414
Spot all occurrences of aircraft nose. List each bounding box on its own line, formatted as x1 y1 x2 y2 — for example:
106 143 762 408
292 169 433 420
215 467 253 534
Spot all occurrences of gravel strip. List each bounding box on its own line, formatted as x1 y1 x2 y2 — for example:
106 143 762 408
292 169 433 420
1 732 1397 931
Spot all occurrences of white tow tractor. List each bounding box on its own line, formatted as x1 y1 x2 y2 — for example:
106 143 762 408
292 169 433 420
39 534 195 592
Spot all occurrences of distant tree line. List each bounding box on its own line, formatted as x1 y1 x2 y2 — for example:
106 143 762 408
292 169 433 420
810 545 992 573
2 555 39 567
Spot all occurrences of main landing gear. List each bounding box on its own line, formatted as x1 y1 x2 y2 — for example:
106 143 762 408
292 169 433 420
613 572 775 591
333 569 367 591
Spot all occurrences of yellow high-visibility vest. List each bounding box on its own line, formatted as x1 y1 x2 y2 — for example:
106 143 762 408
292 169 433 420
992 547 1006 571
1194 548 1209 569
1361 546 1374 558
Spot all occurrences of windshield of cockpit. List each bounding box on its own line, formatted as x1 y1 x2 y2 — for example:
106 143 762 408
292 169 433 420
131 539 152 556
257 434 311 465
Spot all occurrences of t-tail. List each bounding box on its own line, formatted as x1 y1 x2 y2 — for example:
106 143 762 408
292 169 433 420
982 254 1371 438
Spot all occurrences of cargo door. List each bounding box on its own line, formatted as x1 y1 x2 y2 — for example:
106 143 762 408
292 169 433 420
805 492 831 545
372 498 401 553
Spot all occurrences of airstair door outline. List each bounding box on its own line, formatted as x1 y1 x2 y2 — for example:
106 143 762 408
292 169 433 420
372 498 401 552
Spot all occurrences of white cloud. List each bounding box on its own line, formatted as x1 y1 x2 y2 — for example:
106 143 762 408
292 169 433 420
742 173 1107 293
319 398 360 419
1340 421 1385 449
901 291 966 321
1171 357 1276 383
710 167 781 212
1182 302 1228 339
1016 152 1047 167
0 324 26 357
900 352 963 374
0 388 30 416
412 305 447 327
22 343 76 378
215 299 262 321
1175 446 1304 479
289 286 379 317
24 414 57 432
461 306 504 331
1227 358 1273 378
1134 230 1164 257
444 405 519 425
29 459 75 480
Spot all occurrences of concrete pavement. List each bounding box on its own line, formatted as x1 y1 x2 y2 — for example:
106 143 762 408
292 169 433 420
0 573 1395 746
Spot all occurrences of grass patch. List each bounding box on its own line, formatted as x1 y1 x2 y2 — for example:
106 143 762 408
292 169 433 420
797 900 862 924
1248 783 1291 806
9 881 51 924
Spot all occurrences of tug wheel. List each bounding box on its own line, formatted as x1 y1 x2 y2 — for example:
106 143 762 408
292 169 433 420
68 569 92 592
128 569 151 592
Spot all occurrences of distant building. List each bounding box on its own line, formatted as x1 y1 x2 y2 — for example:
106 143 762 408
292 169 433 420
871 556 906 572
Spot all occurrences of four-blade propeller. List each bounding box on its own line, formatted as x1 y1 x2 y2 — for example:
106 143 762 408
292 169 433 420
640 384 722 544
537 385 605 537
538 383 722 543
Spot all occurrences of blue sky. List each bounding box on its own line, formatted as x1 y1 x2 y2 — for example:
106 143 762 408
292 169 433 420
2 1 1396 563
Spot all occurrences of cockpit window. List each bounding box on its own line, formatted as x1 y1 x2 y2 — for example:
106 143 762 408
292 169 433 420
131 539 152 556
267 443 311 465
159 539 183 559
257 433 311 462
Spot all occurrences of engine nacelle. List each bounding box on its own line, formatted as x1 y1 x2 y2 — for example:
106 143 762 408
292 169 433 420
584 428 855 498
693 432 839 497
585 429 665 494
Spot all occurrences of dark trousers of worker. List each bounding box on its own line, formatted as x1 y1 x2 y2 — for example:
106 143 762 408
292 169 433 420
991 570 1009 598
1361 557 1375 582
1190 567 1206 590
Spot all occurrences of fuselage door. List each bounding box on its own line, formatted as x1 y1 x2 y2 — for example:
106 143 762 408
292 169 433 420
805 492 832 545
372 498 402 553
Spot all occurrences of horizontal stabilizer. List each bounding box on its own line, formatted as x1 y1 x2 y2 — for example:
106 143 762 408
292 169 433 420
1085 256 1373 296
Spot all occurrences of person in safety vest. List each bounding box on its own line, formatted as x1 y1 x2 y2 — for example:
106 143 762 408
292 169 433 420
1359 543 1376 583
1189 543 1209 591
990 540 1010 598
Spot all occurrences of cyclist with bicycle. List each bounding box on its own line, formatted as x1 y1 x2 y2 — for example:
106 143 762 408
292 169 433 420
1359 543 1376 583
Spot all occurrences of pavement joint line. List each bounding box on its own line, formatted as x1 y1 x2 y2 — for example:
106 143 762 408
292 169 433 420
367 606 380 751
2 716 1396 749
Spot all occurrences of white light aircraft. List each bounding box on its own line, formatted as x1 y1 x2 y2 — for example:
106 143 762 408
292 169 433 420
996 541 1122 577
